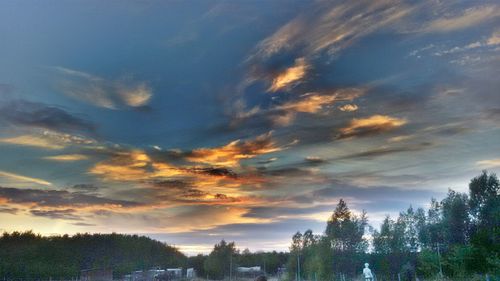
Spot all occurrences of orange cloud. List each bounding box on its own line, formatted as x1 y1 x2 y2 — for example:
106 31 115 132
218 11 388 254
0 131 96 150
0 135 64 149
338 115 407 139
278 93 337 113
187 132 281 166
338 104 359 112
89 150 153 181
268 58 308 92
279 89 363 114
43 154 89 161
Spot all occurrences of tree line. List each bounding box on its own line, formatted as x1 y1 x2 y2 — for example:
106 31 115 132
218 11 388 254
0 232 187 279
288 171 499 280
188 240 288 280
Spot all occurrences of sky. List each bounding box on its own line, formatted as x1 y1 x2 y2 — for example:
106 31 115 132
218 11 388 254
0 0 499 255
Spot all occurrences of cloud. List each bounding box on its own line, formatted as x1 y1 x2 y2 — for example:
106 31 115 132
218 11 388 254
0 135 64 149
30 209 82 221
0 99 95 133
43 154 89 161
252 0 412 60
338 104 359 112
234 88 365 127
304 156 327 165
0 186 140 208
337 115 407 139
186 132 281 166
0 170 52 186
277 89 361 114
0 207 18 214
54 67 153 109
268 57 308 92
0 131 96 150
487 29 500 45
336 142 433 160
69 184 101 193
476 158 500 168
89 150 161 181
422 5 500 33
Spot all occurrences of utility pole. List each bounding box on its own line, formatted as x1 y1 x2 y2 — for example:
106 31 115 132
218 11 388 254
297 253 301 281
230 254 233 281
437 243 443 279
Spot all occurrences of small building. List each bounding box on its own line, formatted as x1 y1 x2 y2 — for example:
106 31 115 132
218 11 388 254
166 268 182 279
236 266 263 278
81 268 113 281
132 270 147 281
186 268 196 279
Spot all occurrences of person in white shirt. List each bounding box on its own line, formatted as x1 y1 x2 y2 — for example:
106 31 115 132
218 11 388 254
363 263 374 281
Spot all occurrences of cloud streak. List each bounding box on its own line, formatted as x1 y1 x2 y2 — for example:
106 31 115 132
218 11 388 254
337 115 407 139
54 67 153 110
0 170 52 186
0 99 95 134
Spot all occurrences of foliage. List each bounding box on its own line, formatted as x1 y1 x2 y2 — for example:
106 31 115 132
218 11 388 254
202 240 288 280
287 171 500 280
0 232 186 279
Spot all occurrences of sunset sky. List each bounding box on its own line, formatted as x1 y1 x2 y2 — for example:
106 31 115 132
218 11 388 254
0 0 499 255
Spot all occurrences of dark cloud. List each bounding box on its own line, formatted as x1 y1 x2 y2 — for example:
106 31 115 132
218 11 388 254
189 167 238 178
336 142 434 160
146 179 192 190
243 205 332 219
140 180 209 200
0 99 96 133
30 209 82 221
72 222 96 226
0 186 141 208
0 207 18 214
256 167 315 177
70 184 101 193
481 108 500 123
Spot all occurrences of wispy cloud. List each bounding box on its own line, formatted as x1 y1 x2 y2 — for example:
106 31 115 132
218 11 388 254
422 5 500 33
476 158 500 168
0 135 65 149
268 58 308 92
234 88 365 127
54 67 153 110
43 154 89 161
252 0 412 60
30 209 82 221
0 131 96 150
0 99 95 134
0 170 52 186
186 132 281 166
337 115 407 139
0 186 140 208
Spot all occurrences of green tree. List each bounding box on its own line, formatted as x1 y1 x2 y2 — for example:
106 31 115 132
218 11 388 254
204 240 238 280
325 199 368 277
441 189 470 245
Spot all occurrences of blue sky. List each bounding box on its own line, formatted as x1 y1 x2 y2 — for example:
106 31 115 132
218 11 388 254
0 0 499 255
